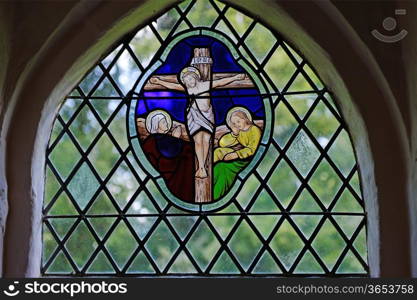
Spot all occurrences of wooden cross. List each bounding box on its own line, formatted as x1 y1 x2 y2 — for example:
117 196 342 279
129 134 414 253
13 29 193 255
142 48 255 203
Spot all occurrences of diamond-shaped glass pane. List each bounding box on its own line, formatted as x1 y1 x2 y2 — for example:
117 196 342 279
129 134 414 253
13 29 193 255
211 251 240 274
215 20 237 43
333 215 363 239
105 221 138 268
337 250 366 274
168 251 198 273
49 119 63 146
291 189 322 212
350 171 362 196
88 133 119 180
224 7 253 37
305 101 340 148
79 66 103 95
178 0 192 11
154 9 180 40
127 216 157 240
145 221 179 271
304 64 324 90
328 130 356 177
236 174 260 208
86 251 115 274
323 92 340 117
207 215 239 240
44 166 61 207
353 227 368 262
286 130 321 177
67 162 99 210
145 180 167 210
59 99 83 124
270 220 304 270
245 23 276 63
228 220 263 270
273 102 298 148
127 191 158 214
287 69 315 92
48 192 78 215
256 144 279 179
249 215 279 239
332 189 364 213
267 161 301 208
89 217 116 240
173 20 190 36
89 99 121 123
253 251 282 274
49 133 81 180
168 216 198 240
130 26 160 68
292 215 322 239
43 225 58 264
106 161 140 210
186 0 218 27
92 75 120 97
264 46 297 91
127 151 148 181
87 191 117 215
126 251 156 274
69 105 101 152
49 218 77 240
312 219 346 270
102 45 122 69
187 220 221 271
309 160 342 207
46 252 74 274
285 93 317 120
65 221 97 269
248 189 280 212
109 48 141 96
294 250 324 274
108 104 128 151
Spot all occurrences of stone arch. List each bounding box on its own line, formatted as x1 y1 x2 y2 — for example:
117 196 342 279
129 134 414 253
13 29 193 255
0 0 410 277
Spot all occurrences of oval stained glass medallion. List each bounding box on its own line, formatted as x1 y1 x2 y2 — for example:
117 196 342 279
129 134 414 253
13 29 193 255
130 34 267 208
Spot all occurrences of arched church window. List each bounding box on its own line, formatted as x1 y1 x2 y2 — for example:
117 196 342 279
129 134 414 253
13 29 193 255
42 0 368 276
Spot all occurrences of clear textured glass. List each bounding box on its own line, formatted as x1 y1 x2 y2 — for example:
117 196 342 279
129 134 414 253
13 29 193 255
286 130 321 177
187 221 221 271
145 221 179 271
245 23 276 63
270 220 304 270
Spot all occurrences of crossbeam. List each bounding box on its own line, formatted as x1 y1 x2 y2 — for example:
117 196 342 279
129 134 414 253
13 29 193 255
144 73 254 91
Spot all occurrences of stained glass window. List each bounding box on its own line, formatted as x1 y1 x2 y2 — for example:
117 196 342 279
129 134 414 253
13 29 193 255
42 0 368 276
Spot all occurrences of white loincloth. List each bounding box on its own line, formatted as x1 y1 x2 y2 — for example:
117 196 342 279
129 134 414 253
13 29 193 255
187 102 214 136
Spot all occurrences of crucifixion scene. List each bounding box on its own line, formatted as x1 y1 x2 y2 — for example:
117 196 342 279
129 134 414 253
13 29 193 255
135 36 265 204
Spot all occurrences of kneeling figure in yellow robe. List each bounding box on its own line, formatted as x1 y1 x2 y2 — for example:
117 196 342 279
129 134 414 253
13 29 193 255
214 111 261 163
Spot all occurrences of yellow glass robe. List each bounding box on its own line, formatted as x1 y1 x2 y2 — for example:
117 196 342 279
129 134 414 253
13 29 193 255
214 125 261 163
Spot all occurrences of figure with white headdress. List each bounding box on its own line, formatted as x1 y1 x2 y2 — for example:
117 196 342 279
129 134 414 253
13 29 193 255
150 67 245 179
142 110 195 202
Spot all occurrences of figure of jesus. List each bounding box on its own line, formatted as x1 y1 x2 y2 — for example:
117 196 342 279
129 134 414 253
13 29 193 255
150 68 245 178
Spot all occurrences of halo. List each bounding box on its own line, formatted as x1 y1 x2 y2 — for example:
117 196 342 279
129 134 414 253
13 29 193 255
226 106 252 128
145 110 172 133
180 66 201 83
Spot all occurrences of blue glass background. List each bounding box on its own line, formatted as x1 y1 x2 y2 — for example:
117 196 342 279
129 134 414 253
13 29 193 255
136 36 264 125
